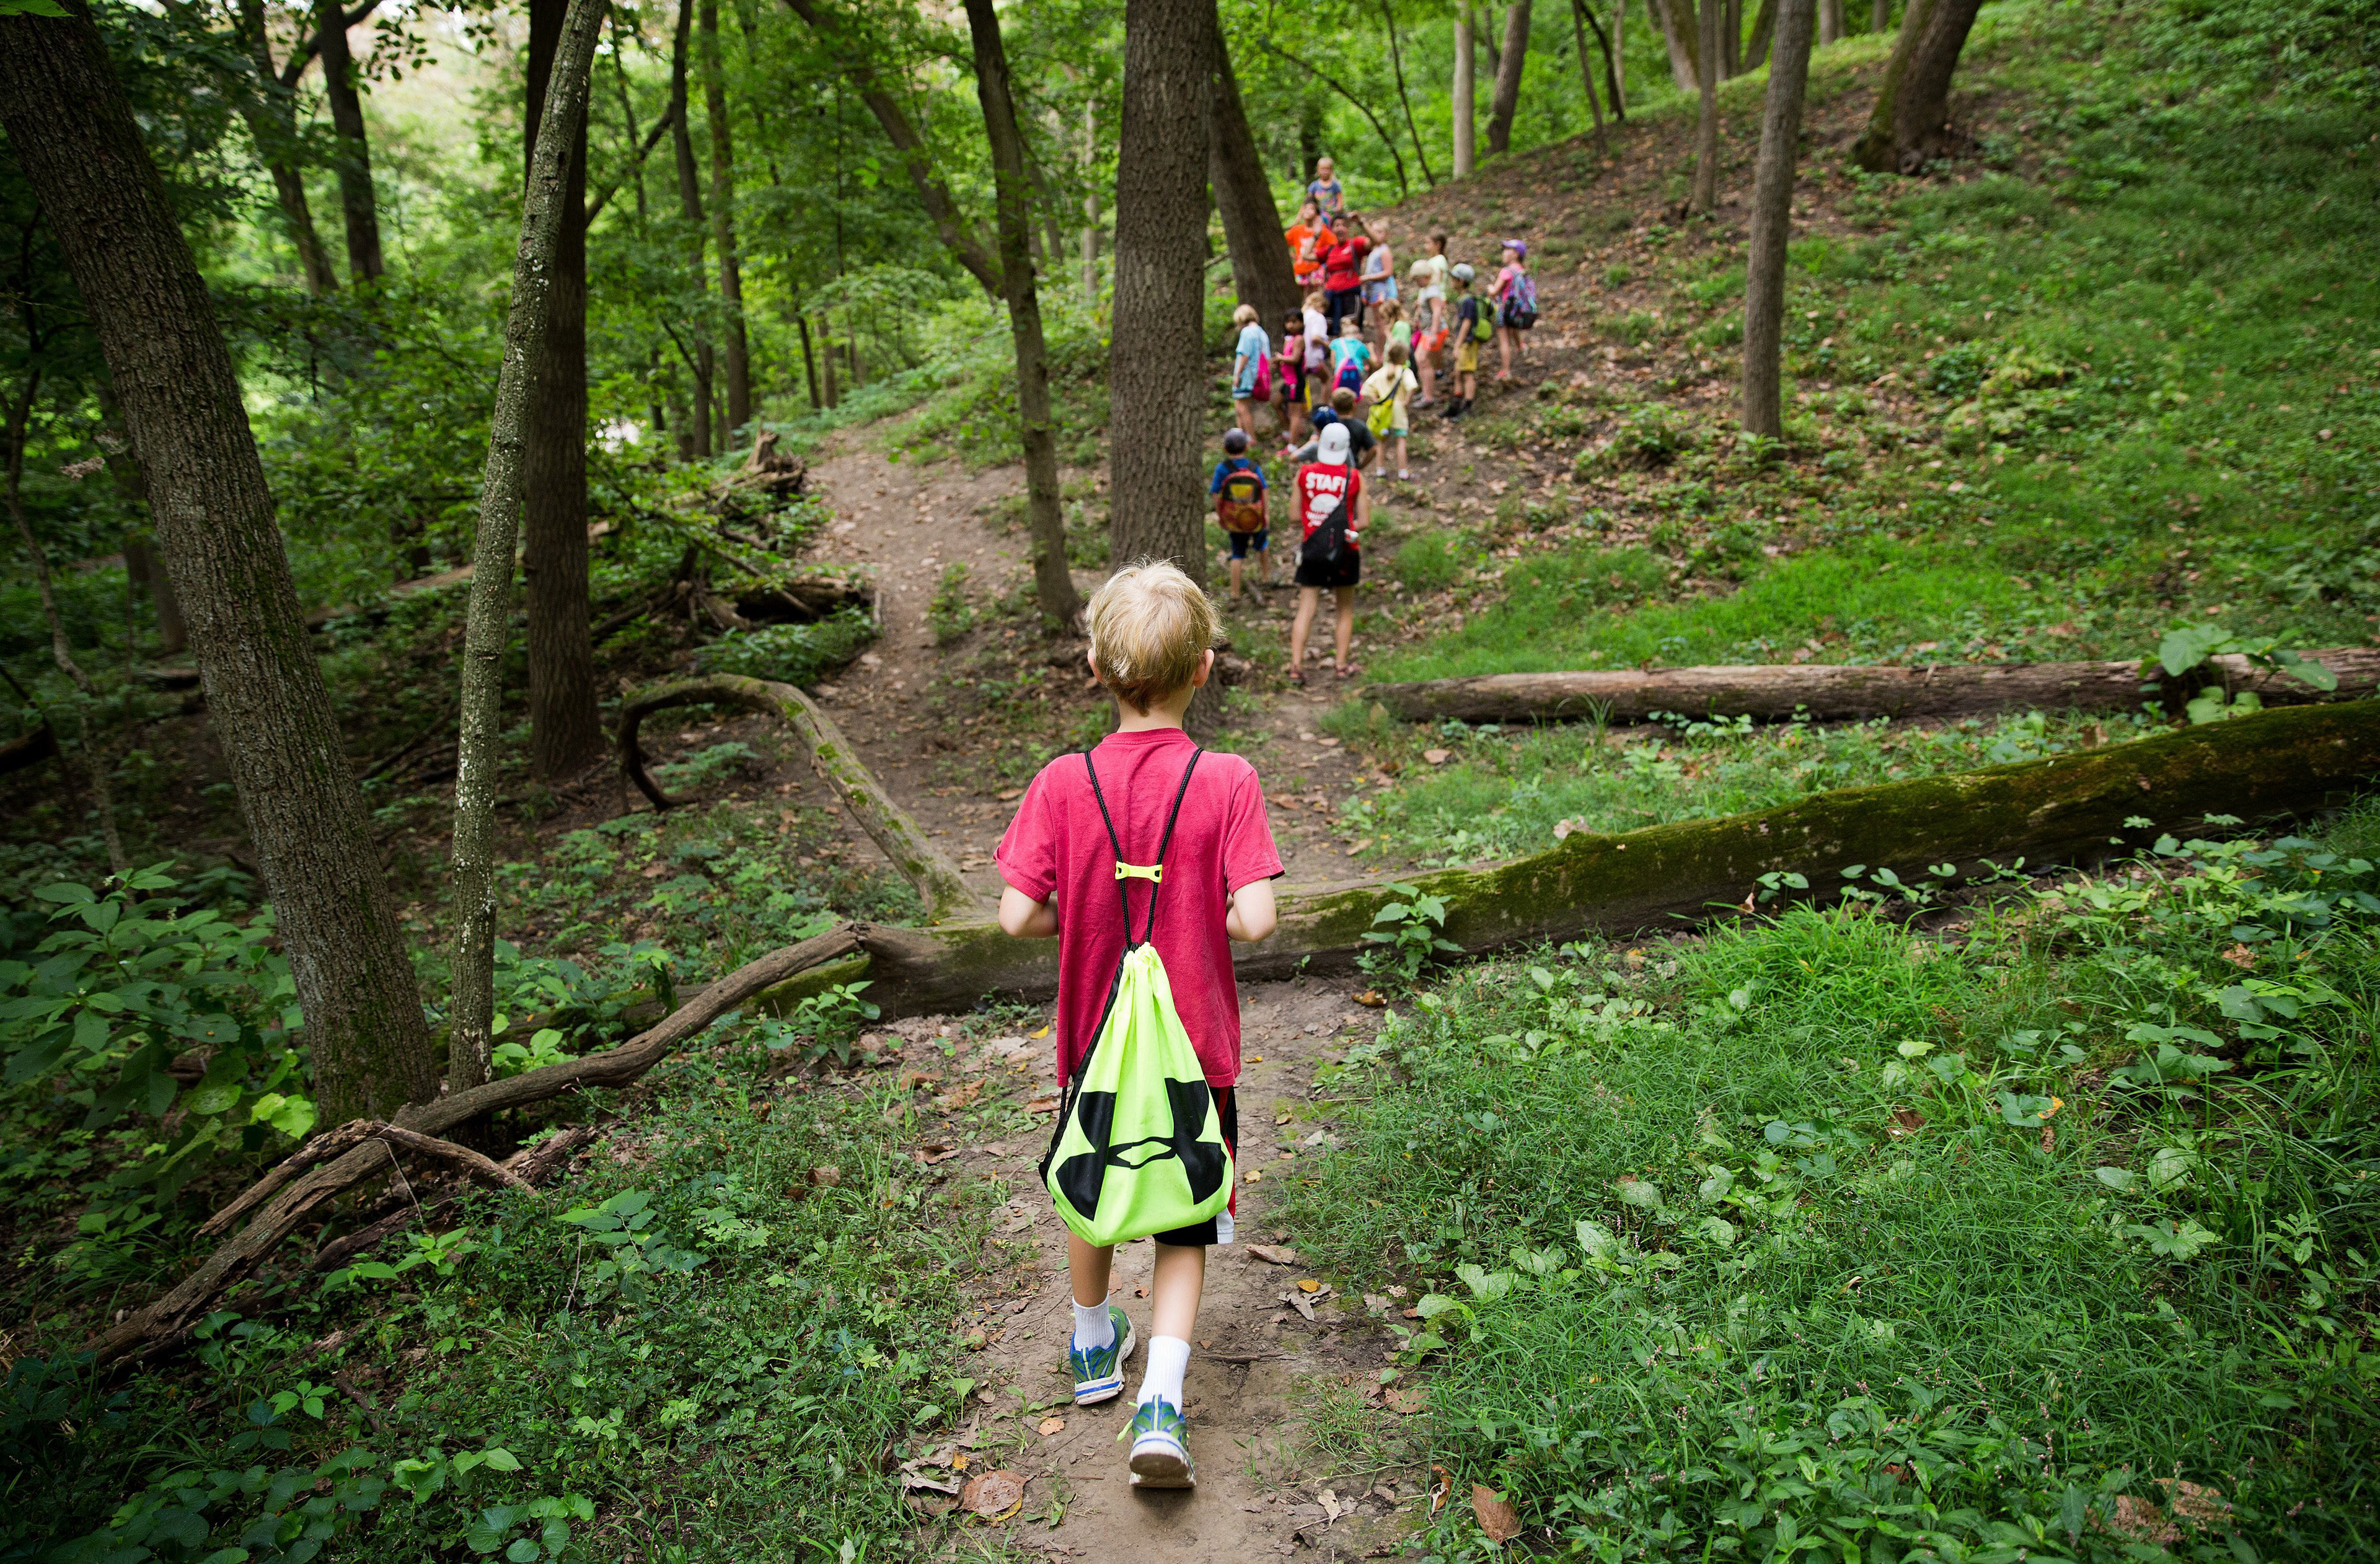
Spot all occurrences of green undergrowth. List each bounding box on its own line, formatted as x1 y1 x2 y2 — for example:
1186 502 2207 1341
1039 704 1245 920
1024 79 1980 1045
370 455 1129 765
12 1057 990 1562
1280 805 2380 1559
1328 707 2162 868
1376 0 2380 685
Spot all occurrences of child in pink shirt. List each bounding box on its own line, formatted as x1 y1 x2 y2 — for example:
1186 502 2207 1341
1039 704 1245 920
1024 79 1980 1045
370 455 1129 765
994 562 1282 1491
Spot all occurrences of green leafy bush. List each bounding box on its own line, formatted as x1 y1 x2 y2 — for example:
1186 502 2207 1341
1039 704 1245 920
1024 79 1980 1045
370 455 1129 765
689 608 875 685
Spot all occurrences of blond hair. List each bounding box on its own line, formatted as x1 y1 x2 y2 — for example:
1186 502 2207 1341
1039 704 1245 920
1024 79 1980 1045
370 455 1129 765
1085 561 1220 713
1233 302 1258 327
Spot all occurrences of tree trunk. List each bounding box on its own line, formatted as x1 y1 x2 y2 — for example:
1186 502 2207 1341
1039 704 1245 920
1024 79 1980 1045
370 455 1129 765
1649 0 1698 93
1380 0 1439 186
1486 0 1531 156
445 0 606 1097
1740 0 1812 440
1611 0 1626 113
1365 649 2380 725
669 0 714 457
1691 0 1719 211
524 0 604 781
7 366 128 874
312 0 383 281
1208 27 1302 331
1452 5 1476 177
1872 0 1888 31
1080 99 1100 297
1567 0 1610 157
700 0 751 439
234 0 338 297
0 0 433 1126
1852 0 1977 173
1106 0 1213 587
1743 0 1777 69
963 0 1085 633
795 310 821 408
1723 0 1741 76
1818 0 1842 45
99 388 187 656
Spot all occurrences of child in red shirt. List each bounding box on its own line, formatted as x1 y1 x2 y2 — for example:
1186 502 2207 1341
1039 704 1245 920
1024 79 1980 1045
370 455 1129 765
994 561 1282 1491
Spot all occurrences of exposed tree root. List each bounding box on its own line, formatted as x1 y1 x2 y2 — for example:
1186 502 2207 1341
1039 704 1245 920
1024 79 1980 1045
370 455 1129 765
1364 648 2380 726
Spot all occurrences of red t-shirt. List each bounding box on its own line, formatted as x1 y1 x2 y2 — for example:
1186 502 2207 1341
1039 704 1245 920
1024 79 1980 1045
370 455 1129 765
995 729 1283 1089
1295 462 1362 548
1321 237 1370 292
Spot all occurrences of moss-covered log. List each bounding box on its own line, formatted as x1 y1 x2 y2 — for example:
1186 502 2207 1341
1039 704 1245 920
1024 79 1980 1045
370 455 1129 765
619 674 979 923
1368 648 2380 726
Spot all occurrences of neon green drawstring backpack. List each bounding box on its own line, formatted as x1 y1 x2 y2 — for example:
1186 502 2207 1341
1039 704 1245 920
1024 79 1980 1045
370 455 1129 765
1038 748 1235 1249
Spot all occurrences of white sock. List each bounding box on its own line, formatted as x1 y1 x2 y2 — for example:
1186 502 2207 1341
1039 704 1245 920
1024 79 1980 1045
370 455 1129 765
1072 1299 1114 1351
1137 1335 1191 1409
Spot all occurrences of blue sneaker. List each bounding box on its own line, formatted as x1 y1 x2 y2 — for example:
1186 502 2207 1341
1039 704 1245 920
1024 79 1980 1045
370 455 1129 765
1069 1304 1136 1405
1125 1395 1194 1489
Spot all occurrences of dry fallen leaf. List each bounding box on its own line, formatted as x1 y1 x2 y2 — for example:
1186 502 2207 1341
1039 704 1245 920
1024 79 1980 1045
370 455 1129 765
933 1081 984 1110
1282 1289 1318 1322
809 1165 843 1188
958 1469 1026 1519
1422 747 1452 765
1429 1465 1453 1515
917 1144 959 1165
1246 1243 1301 1266
1471 1484 1522 1544
1385 1384 1429 1415
901 1472 961 1495
1025 1096 1058 1114
1887 1107 1926 1138
1037 1416 1065 1436
1297 1277 1323 1293
997 788 1023 802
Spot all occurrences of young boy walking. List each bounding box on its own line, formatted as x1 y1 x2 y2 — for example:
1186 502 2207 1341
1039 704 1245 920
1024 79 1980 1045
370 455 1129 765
995 563 1283 1490
1442 263 1482 420
1209 428 1272 605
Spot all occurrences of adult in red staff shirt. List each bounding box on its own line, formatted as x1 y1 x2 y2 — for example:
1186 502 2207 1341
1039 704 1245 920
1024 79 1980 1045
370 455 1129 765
1287 421 1367 684
1318 216 1372 343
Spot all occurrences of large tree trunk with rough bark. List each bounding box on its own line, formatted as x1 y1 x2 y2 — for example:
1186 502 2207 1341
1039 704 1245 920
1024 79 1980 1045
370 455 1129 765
1741 0 1814 439
312 0 383 281
963 0 1085 632
1486 0 1531 156
524 0 604 780
0 0 433 1126
445 0 606 1097
669 0 714 457
1452 4 1477 176
95 695 2380 1369
1106 0 1214 598
1852 0 1978 173
1365 649 2380 725
1209 29 1302 332
700 0 751 439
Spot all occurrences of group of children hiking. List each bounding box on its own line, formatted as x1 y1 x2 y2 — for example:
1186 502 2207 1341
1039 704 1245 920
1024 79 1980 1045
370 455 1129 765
1217 159 1540 684
972 165 1543 1501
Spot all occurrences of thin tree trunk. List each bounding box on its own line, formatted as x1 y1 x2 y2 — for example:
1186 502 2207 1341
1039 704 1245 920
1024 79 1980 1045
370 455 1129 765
1209 25 1302 330
1818 0 1842 44
1723 0 1740 75
99 388 186 656
1452 4 1476 177
1872 0 1888 30
669 0 714 457
778 0 1002 296
1609 0 1626 112
1852 0 1978 172
6 367 128 874
1741 0 1812 439
1108 0 1217 733
700 0 751 439
0 0 434 1125
234 0 338 297
1691 0 1719 211
1264 41 1411 197
1650 0 1699 92
446 0 607 1097
820 312 839 406
1080 99 1099 297
1569 0 1610 156
963 0 1084 632
1743 0 1777 69
523 0 604 781
1380 0 1438 186
1486 0 1531 156
795 310 821 409
312 0 384 281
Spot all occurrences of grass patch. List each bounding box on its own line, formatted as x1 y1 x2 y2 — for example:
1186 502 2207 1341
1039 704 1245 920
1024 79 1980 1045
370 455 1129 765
1283 806 2380 1558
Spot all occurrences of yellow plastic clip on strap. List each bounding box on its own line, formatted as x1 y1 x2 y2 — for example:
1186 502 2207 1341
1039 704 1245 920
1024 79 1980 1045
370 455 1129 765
1114 862 1163 883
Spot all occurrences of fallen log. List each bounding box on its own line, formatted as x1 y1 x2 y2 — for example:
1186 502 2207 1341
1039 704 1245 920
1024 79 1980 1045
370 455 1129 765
104 700 2380 1369
309 1123 603 1276
1365 648 2380 726
620 674 978 924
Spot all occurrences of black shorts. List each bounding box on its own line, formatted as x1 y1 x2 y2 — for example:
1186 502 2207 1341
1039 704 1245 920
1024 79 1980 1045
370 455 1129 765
1227 528 1267 560
1154 1086 1236 1247
1295 550 1360 589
